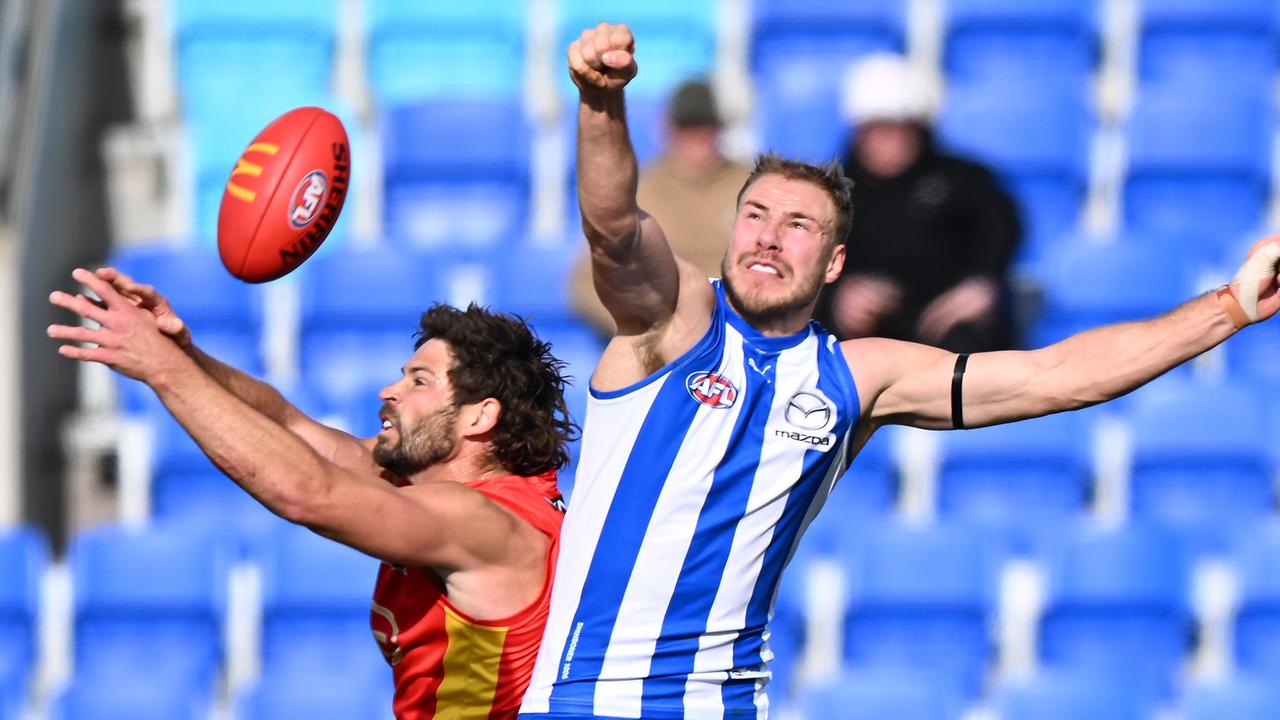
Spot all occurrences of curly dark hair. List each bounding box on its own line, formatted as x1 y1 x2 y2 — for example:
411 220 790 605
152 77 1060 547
736 152 855 247
415 304 579 476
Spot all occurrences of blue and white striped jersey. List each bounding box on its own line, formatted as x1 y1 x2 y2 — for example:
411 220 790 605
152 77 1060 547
521 280 861 720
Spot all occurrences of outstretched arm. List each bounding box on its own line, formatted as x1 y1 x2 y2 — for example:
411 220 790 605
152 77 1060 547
48 269 542 574
93 267 376 473
570 22 711 339
849 237 1280 430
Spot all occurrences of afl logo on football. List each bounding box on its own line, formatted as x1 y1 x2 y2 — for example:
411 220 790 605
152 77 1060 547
687 372 738 409
288 170 329 229
785 391 833 431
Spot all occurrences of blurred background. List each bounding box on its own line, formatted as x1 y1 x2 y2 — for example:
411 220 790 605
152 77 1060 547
4 0 1280 718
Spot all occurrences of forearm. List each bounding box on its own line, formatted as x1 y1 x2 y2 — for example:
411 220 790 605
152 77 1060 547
1031 291 1237 408
149 352 351 523
577 91 640 247
187 344 295 424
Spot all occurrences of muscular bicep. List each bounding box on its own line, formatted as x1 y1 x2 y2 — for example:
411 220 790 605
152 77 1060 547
591 211 710 335
846 338 1059 430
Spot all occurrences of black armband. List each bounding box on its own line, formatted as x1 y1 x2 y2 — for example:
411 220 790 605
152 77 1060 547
951 353 970 430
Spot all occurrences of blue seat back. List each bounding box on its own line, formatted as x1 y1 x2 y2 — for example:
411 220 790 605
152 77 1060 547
944 0 1099 86
70 524 227 693
800 670 954 720
993 671 1146 720
258 525 382 675
935 80 1090 254
1138 0 1279 83
382 100 531 247
840 521 995 699
751 0 905 162
939 411 1093 552
0 527 46 708
366 1 526 105
1128 379 1273 553
1181 676 1280 720
1030 238 1192 346
1124 81 1273 247
1039 521 1191 707
175 0 337 111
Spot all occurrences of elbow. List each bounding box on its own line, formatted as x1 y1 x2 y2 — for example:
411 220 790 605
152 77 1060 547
271 467 336 528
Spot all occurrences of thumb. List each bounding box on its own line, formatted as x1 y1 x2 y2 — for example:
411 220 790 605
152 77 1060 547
157 314 186 336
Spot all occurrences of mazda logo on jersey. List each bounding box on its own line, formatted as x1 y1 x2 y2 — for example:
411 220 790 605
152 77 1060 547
785 391 833 431
687 371 738 409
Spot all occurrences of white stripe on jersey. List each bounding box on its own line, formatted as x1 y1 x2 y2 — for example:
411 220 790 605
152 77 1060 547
521 380 664 715
592 329 746 717
684 333 828 717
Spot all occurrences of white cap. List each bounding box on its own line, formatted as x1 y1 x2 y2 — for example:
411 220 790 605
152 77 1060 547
840 53 932 126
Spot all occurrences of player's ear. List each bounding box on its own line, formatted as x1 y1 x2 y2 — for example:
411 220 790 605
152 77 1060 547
460 397 502 437
824 242 845 284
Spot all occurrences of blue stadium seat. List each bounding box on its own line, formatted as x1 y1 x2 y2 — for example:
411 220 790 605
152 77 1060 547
148 414 287 553
1231 522 1280 675
799 669 954 720
366 1 526 106
838 520 996 702
188 94 359 244
943 0 1099 87
53 674 210 720
752 0 906 162
298 246 451 434
0 526 46 720
1181 676 1280 720
1123 81 1273 254
1128 379 1273 555
382 99 531 248
992 671 1146 720
174 0 337 113
257 524 385 684
938 410 1093 554
558 0 716 100
1029 237 1193 347
766 539 825 709
237 665 394 720
1038 521 1192 711
68 523 227 710
934 80 1091 263
812 430 897 535
109 244 264 415
1138 0 1279 84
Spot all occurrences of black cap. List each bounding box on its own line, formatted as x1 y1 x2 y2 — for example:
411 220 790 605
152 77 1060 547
668 79 722 128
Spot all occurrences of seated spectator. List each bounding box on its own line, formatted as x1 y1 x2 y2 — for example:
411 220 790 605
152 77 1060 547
813 54 1022 352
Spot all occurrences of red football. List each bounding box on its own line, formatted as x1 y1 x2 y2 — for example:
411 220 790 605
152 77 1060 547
217 106 350 283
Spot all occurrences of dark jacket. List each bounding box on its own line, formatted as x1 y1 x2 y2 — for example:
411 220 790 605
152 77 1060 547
814 130 1022 351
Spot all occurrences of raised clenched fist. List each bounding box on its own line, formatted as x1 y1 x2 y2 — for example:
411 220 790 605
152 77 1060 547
567 22 638 97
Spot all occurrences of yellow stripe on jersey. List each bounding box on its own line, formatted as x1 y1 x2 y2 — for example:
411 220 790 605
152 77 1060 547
435 605 509 719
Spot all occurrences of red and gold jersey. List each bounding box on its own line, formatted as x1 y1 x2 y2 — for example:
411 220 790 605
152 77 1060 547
370 472 565 719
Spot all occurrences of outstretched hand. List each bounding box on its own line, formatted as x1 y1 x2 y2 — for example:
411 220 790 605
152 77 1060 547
47 268 191 383
93 267 192 349
568 22 637 97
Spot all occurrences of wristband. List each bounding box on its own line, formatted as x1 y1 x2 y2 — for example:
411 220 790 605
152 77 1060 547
1216 285 1251 330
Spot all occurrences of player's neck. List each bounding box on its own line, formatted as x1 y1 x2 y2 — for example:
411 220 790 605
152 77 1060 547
404 444 507 486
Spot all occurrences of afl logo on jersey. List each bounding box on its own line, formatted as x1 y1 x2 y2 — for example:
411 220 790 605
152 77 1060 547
687 371 738 409
288 170 328 229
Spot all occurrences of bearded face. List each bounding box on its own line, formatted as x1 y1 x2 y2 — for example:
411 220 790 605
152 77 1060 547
720 250 830 330
372 400 460 476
